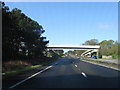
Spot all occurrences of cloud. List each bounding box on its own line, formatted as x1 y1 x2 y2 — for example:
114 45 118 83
98 24 112 30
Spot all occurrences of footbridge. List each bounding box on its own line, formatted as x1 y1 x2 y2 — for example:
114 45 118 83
47 45 100 57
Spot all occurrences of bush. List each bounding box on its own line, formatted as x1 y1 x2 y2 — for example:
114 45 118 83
2 60 31 73
112 54 118 59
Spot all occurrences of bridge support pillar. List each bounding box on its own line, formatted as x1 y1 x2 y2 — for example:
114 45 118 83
96 49 99 59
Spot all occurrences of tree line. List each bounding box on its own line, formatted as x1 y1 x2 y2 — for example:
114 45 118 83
67 39 119 59
83 39 119 59
2 2 49 62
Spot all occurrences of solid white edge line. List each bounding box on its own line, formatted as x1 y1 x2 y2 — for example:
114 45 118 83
81 60 120 71
9 65 53 89
81 72 87 77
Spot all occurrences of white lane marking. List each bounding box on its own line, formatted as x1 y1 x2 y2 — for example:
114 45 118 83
81 72 87 77
75 65 77 67
81 60 120 71
45 65 53 69
9 65 53 89
2 73 5 75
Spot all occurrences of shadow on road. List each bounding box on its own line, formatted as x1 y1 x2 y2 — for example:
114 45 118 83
12 72 119 89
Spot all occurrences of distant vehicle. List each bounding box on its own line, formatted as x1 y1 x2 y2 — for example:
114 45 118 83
92 55 97 59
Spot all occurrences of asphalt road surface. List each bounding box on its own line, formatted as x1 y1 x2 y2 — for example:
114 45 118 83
5 56 120 89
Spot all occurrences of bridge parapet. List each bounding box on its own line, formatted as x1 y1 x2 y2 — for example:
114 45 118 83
47 45 100 50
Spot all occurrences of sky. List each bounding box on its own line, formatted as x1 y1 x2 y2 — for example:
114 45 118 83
4 0 119 2
5 2 118 46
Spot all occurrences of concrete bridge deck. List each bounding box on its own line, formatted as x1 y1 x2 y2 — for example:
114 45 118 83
47 45 100 50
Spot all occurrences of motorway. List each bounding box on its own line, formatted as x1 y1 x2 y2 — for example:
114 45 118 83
4 56 120 89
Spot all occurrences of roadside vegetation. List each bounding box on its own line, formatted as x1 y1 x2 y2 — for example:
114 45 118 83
67 39 119 59
2 1 64 78
2 56 60 79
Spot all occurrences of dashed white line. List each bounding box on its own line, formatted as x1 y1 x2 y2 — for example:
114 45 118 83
81 72 87 78
2 73 5 75
9 65 53 89
75 65 77 67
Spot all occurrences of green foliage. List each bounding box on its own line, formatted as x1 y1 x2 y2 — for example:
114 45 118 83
99 40 118 59
66 50 86 56
74 50 86 56
83 39 119 59
67 50 75 55
47 50 56 57
83 39 98 45
54 50 64 56
2 2 49 61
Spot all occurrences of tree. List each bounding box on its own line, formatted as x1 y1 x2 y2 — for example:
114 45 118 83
83 39 98 45
99 40 118 59
67 50 75 55
99 40 113 55
54 50 64 56
2 2 22 60
2 2 49 61
74 50 86 56
82 39 118 59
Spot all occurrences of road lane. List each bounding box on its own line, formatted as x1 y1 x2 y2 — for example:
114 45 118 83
8 56 119 88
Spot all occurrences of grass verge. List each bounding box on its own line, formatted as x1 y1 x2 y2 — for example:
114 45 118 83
100 58 118 60
4 65 42 77
3 57 60 79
